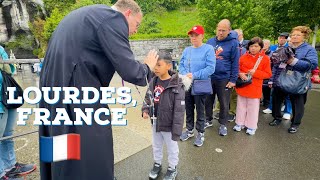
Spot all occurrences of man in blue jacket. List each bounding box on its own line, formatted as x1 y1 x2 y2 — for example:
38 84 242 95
205 19 240 136
270 32 289 51
268 32 293 120
235 29 249 55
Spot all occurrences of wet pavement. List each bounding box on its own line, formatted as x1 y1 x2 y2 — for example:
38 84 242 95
7 66 320 179
114 89 320 180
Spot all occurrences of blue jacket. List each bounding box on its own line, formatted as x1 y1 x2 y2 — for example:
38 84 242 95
206 31 240 83
239 39 249 55
290 42 318 72
179 44 216 80
270 42 318 87
270 42 288 52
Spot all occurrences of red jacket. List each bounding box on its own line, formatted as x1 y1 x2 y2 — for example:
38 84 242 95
236 52 272 98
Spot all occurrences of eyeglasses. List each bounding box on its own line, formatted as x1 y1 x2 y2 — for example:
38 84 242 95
130 14 141 29
136 20 141 29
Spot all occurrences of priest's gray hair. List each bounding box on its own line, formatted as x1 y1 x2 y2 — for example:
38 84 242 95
114 0 142 15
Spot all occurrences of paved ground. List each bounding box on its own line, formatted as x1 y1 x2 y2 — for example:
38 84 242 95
114 91 320 180
6 66 320 179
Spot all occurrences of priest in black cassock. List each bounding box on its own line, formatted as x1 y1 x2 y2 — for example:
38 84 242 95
39 0 158 179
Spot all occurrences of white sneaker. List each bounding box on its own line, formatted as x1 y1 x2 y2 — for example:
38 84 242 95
246 128 256 135
281 105 285 112
263 108 272 114
233 124 245 132
282 113 291 120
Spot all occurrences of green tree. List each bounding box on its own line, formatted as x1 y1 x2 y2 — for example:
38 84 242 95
33 0 111 57
43 0 76 14
265 0 320 44
197 0 273 39
136 0 195 14
29 18 47 58
138 16 161 34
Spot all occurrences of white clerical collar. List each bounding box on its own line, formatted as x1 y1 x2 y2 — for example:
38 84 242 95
111 6 118 11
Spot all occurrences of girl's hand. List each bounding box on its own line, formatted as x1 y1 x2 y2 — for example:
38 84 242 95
239 73 248 80
186 73 193 79
143 112 149 119
248 69 255 75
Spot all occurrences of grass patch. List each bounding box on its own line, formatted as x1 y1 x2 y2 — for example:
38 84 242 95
131 5 200 40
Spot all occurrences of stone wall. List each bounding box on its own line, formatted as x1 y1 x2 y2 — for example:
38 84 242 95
129 38 190 61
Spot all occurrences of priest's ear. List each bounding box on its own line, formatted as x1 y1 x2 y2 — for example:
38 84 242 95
123 9 132 18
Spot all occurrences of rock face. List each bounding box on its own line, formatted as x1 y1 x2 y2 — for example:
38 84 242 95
0 0 45 58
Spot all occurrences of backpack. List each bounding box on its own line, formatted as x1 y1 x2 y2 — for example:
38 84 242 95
1 70 24 109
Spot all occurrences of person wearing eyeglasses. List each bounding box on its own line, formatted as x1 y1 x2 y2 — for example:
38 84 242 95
204 19 240 136
38 1 158 180
268 26 318 133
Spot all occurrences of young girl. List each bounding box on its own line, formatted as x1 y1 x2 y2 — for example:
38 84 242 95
142 52 190 180
233 37 272 135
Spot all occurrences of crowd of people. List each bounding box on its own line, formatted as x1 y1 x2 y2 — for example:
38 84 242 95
143 19 318 179
178 21 318 140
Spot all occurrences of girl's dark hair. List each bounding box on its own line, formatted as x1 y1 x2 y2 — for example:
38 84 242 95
158 51 172 64
247 37 264 50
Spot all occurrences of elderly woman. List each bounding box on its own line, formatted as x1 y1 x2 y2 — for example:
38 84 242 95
233 37 272 135
269 26 318 133
179 25 215 147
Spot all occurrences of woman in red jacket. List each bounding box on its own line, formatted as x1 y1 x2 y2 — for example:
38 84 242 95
233 37 272 135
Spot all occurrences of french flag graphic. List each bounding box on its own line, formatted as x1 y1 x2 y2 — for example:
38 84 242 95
40 133 81 162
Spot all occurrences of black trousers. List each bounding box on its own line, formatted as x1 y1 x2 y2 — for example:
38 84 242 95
205 79 231 125
262 85 271 107
185 90 207 133
272 87 307 127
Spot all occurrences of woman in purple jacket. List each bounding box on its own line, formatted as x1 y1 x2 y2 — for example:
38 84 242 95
269 26 318 133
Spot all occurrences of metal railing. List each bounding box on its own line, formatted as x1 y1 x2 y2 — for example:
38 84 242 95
0 58 43 64
0 130 38 141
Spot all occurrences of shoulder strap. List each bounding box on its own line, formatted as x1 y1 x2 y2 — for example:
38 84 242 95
188 48 191 73
151 77 159 95
253 56 263 71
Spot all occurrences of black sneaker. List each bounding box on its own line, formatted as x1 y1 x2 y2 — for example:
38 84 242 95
163 167 177 180
149 163 161 179
204 121 213 129
214 113 219 120
269 119 282 126
228 114 236 122
6 163 36 177
288 126 298 133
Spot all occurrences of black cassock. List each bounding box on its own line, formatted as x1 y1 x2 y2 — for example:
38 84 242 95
39 5 151 180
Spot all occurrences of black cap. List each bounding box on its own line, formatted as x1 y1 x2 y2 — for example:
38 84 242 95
279 32 289 38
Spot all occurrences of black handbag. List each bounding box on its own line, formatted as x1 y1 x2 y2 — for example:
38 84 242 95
1 70 24 109
236 56 263 88
236 74 252 88
278 58 312 94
